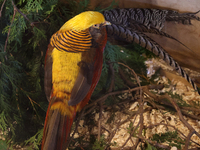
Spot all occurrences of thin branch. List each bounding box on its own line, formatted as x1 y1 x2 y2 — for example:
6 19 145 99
185 130 197 149
144 88 200 147
121 118 140 149
11 0 34 26
0 0 6 18
181 106 200 113
83 104 97 116
144 88 200 121
118 62 144 149
85 85 159 110
106 111 139 148
118 67 137 88
138 135 171 149
67 108 86 147
98 62 115 141
145 123 200 147
163 95 199 134
162 94 200 150
98 102 103 141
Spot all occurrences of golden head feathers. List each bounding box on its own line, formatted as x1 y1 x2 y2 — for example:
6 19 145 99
59 11 107 32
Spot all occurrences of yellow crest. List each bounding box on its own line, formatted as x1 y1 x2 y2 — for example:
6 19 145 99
59 11 106 32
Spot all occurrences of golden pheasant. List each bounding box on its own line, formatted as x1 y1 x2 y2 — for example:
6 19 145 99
42 8 200 150
42 11 110 150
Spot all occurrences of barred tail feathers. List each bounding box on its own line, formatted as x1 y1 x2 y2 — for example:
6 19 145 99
106 24 199 94
103 8 168 30
166 10 200 24
103 8 200 31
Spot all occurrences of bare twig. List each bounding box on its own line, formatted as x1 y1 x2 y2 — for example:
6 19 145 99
0 0 6 18
98 61 115 141
11 0 34 26
121 118 140 149
144 89 200 121
185 130 197 149
118 62 142 92
83 104 97 116
138 135 171 149
67 108 86 147
145 123 200 147
85 85 157 110
98 102 103 141
181 106 200 113
181 110 200 121
118 67 137 88
144 88 200 148
162 94 200 150
118 62 144 149
106 110 139 148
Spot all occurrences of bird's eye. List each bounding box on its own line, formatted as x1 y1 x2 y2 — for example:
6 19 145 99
93 24 100 28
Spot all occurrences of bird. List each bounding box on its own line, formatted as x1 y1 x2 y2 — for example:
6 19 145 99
41 11 110 150
42 8 200 150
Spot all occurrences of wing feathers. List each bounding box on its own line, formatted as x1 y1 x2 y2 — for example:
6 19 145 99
44 45 53 101
68 61 94 106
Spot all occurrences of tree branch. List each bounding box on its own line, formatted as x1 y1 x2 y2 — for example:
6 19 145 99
11 0 34 26
162 94 200 150
0 0 6 18
98 61 115 141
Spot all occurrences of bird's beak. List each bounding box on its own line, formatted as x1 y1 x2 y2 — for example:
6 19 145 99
103 21 111 26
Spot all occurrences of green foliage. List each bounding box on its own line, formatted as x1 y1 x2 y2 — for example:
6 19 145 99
93 42 130 96
191 100 200 108
145 142 157 150
97 42 150 93
103 42 129 73
0 0 181 149
127 121 134 133
25 0 43 12
92 134 107 150
0 0 123 148
1 0 94 148
95 0 118 12
123 44 151 75
2 14 27 47
0 140 8 150
159 90 191 111
127 122 139 136
168 91 190 107
151 131 184 149
25 129 43 150
0 112 8 131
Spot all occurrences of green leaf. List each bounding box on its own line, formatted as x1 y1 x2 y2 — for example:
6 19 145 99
0 140 8 150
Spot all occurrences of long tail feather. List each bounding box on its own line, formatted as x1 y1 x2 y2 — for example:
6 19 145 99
103 8 168 30
166 10 200 24
106 23 200 94
42 99 75 150
128 20 194 52
103 8 200 31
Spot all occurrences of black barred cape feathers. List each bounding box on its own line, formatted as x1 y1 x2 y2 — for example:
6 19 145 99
103 8 200 94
